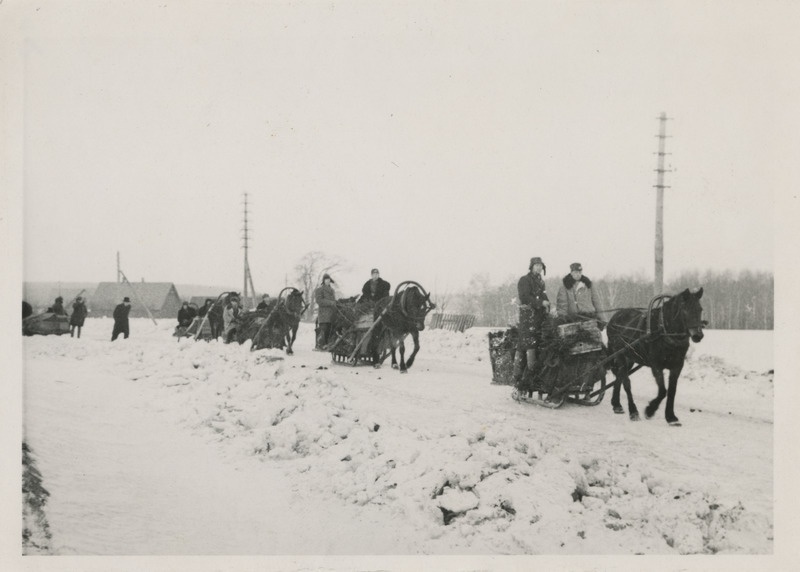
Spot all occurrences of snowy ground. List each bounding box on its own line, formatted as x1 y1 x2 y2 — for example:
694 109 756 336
17 319 777 568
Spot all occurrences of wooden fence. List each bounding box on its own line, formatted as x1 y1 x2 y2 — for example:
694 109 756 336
428 313 476 333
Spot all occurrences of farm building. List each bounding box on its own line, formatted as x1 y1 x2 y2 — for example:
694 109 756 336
91 282 183 319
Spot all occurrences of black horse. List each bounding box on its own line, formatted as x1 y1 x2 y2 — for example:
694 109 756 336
241 288 308 354
607 288 705 426
371 282 436 373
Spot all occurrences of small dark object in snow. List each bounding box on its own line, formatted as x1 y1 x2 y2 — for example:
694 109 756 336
340 455 351 462
193 364 200 369
316 366 327 370
440 507 457 525
577 530 586 539
301 365 306 368
709 503 719 510
373 424 380 432
728 412 732 415
500 500 516 515
690 408 695 412
674 495 681 499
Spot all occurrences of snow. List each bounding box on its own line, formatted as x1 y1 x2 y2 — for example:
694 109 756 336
17 319 778 569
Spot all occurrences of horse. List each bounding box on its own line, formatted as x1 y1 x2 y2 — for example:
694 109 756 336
606 288 706 426
243 287 308 354
370 281 436 373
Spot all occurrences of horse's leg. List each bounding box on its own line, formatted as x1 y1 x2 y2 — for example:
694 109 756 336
398 339 407 373
645 367 668 419
610 362 625 414
664 365 683 426
621 372 640 421
405 332 420 369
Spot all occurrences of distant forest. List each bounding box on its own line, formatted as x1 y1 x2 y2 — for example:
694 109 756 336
440 270 774 330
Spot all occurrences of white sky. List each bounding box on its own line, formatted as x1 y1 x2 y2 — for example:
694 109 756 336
3 0 795 297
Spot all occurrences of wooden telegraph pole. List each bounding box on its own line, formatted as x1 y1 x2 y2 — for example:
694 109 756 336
653 113 672 296
242 193 257 310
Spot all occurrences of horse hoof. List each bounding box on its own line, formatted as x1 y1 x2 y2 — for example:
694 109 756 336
286 350 293 356
668 420 682 427
400 369 408 374
645 410 655 420
630 413 640 422
613 406 624 414
391 364 399 370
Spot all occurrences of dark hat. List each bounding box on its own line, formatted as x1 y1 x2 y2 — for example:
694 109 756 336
205 298 212 304
371 268 380 274
529 257 547 275
123 297 130 302
570 262 583 272
182 301 189 305
56 296 63 302
322 273 335 283
76 296 82 301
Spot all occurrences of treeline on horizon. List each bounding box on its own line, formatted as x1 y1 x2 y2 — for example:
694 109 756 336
441 269 774 330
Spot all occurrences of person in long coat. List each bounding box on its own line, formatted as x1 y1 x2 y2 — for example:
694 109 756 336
111 297 131 341
360 268 391 303
556 262 604 324
222 297 241 343
314 274 337 349
70 296 88 338
514 257 550 383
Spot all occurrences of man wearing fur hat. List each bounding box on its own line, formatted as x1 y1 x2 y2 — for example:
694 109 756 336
513 257 550 383
556 262 603 323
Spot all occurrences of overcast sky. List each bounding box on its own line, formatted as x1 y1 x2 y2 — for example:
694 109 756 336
5 1 795 298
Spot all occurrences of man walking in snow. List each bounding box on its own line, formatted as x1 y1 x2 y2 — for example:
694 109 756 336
111 297 131 341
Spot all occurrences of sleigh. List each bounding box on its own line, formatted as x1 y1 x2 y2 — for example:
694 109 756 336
22 312 71 336
489 318 609 408
328 304 387 366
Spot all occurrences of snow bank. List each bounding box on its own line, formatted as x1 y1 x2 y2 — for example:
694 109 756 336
22 319 773 555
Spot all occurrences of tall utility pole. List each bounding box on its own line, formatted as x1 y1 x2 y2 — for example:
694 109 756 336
241 193 257 310
653 112 672 296
116 251 122 283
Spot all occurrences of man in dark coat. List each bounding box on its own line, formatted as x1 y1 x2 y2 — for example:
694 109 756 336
177 301 196 327
48 296 67 316
514 257 551 383
111 297 132 341
314 274 337 349
256 294 271 311
361 268 391 303
70 296 88 338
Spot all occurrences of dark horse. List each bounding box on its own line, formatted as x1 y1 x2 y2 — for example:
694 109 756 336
607 288 706 426
240 287 308 354
371 282 436 373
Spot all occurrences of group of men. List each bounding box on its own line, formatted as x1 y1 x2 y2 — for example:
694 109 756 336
313 268 390 349
35 295 90 338
513 257 603 383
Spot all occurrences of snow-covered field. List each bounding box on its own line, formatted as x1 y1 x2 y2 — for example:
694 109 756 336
19 319 775 568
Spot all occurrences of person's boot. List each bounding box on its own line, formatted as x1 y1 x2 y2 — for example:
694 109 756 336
526 349 537 381
512 351 525 383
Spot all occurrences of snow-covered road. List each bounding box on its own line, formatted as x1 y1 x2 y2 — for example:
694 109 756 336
22 319 774 557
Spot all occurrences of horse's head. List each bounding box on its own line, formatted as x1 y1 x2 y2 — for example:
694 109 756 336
675 287 705 343
285 289 307 316
399 286 436 331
